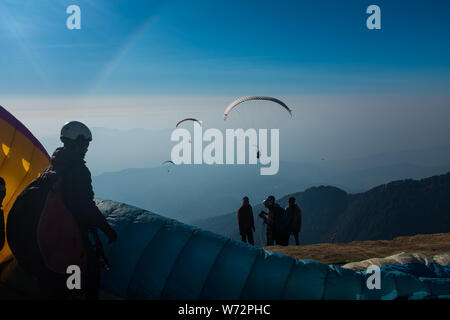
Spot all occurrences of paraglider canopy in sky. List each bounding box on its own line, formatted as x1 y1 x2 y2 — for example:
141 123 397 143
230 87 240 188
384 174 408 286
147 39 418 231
0 105 50 263
162 160 175 173
223 96 292 120
176 118 202 128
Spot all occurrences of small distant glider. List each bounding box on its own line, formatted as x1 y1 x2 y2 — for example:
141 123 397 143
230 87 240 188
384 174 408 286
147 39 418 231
162 160 175 173
223 96 292 120
252 144 262 160
176 118 202 128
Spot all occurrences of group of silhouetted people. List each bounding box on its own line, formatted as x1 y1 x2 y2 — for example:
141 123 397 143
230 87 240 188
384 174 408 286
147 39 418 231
237 195 302 247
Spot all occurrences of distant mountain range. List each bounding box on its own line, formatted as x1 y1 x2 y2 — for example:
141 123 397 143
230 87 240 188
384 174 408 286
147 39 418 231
92 162 324 222
39 127 450 222
192 172 450 247
92 160 450 222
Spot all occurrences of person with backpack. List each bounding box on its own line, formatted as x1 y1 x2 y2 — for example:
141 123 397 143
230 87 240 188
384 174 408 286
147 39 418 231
7 121 117 299
285 197 302 245
49 121 117 299
259 195 290 246
0 177 5 251
237 196 255 245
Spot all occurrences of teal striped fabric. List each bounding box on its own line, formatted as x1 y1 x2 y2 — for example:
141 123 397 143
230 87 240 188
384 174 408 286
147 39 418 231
96 200 450 300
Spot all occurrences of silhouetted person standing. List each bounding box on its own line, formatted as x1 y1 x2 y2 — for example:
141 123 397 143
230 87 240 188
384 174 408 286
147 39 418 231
259 195 289 246
238 196 255 245
10 122 118 300
0 177 5 251
51 121 117 299
286 197 302 245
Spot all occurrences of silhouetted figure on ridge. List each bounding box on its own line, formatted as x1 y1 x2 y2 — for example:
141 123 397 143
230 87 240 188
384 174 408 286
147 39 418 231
238 196 255 245
259 195 291 246
286 197 302 245
259 195 293 246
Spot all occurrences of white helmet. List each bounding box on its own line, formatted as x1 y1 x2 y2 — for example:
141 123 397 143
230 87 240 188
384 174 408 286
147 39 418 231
60 121 92 143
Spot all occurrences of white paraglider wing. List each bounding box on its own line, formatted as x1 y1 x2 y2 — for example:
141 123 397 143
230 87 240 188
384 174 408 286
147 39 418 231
223 96 292 120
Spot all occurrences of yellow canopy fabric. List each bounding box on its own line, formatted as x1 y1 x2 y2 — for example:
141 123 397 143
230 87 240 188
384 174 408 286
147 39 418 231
0 105 50 263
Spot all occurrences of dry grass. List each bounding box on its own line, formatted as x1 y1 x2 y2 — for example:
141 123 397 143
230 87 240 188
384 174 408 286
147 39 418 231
265 233 450 265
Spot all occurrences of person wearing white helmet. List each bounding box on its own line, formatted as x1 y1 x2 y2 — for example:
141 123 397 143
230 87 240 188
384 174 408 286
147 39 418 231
54 121 117 299
11 121 117 300
59 121 93 158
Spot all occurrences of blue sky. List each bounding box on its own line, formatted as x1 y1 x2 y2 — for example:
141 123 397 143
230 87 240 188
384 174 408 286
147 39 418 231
1 0 450 96
1 0 450 170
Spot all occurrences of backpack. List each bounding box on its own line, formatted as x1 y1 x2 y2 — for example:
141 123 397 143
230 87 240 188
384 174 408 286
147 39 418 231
7 171 87 276
37 177 88 274
7 173 57 276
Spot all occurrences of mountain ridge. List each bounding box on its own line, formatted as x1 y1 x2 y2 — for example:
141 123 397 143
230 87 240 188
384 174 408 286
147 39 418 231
192 172 450 247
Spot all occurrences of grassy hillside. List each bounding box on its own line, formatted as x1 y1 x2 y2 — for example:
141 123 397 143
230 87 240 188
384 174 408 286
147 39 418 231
266 233 450 265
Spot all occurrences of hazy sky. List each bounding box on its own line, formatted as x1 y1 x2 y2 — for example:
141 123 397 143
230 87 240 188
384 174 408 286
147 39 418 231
1 0 450 171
